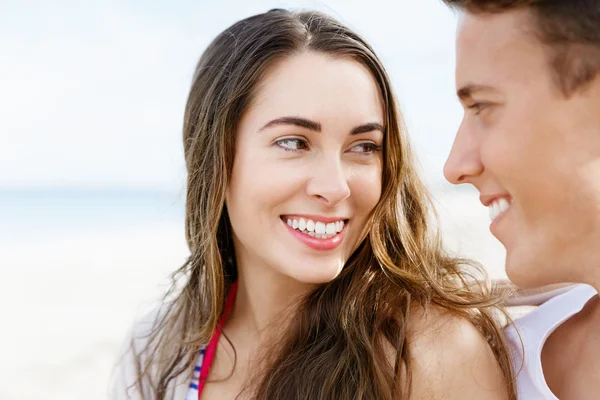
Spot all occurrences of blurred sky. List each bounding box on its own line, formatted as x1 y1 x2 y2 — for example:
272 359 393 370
1 0 462 191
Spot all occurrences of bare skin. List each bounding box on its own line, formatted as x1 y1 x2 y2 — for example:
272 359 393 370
408 306 509 400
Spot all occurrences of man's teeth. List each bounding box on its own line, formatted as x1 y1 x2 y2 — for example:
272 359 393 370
286 217 345 239
489 198 511 222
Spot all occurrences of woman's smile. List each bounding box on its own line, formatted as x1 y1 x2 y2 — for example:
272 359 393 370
281 214 349 251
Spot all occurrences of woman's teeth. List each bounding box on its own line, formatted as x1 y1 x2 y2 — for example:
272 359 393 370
489 198 511 222
286 218 345 239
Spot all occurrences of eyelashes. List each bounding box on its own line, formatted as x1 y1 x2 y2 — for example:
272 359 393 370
274 137 382 155
275 138 308 151
349 142 382 154
467 102 491 115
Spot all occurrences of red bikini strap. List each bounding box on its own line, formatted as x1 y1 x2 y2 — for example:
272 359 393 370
197 281 238 396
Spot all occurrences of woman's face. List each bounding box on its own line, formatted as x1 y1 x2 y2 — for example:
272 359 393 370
226 51 384 284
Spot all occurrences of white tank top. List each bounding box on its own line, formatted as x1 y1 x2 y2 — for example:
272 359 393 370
504 284 598 399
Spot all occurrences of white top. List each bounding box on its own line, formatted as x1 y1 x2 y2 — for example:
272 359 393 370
185 350 205 400
110 303 192 400
505 284 598 399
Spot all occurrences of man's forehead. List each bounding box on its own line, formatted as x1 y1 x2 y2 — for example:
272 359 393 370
455 10 544 89
457 10 532 56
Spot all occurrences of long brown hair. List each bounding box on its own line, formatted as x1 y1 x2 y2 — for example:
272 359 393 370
132 9 516 399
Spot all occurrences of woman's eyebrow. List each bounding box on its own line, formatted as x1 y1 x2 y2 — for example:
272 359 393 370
351 122 384 135
259 117 321 132
259 116 384 135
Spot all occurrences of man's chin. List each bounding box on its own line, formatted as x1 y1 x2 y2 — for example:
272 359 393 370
505 252 566 289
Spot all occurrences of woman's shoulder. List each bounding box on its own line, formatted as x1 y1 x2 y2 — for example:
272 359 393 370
406 304 509 400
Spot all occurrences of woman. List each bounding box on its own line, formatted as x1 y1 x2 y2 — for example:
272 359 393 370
112 9 515 399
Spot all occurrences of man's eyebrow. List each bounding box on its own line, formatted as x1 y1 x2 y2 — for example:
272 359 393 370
457 84 499 101
259 117 385 135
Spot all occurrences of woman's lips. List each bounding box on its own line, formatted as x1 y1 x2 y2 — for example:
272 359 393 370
282 218 347 251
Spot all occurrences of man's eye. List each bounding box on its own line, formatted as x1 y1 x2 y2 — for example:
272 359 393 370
468 102 489 115
275 138 308 152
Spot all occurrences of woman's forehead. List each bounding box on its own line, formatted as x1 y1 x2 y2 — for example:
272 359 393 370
245 52 384 131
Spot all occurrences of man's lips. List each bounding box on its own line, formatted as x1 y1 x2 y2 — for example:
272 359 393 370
480 194 513 207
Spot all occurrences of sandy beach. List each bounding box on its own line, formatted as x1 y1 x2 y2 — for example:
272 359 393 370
0 186 507 400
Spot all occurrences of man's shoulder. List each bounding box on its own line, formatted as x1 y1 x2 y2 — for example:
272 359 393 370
505 283 597 355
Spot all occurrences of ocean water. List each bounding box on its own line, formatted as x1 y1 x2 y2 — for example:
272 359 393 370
0 188 186 246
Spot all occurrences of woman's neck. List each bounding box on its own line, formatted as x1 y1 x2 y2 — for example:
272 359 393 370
229 260 316 340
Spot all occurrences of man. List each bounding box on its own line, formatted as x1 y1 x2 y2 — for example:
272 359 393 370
440 0 600 399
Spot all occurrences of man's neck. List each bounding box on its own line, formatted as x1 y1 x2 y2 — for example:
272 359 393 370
542 290 600 399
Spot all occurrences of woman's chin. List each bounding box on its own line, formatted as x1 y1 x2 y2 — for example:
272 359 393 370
282 262 344 286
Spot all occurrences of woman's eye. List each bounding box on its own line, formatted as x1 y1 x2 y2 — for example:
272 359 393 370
275 138 308 152
349 142 382 155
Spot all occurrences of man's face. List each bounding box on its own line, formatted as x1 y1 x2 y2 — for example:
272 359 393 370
444 9 600 288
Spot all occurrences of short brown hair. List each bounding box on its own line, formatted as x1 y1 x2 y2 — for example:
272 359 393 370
443 0 600 95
